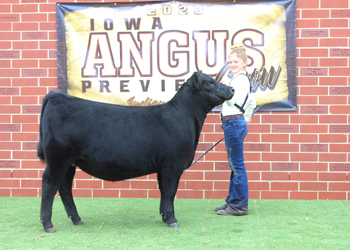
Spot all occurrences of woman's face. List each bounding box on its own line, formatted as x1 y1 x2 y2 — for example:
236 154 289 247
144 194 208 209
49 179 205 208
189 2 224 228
228 53 247 74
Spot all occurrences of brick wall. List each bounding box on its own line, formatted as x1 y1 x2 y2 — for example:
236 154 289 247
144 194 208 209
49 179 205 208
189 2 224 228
0 0 349 200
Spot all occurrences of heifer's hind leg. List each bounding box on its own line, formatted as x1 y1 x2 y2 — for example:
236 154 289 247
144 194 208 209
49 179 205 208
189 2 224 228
40 167 62 233
58 165 84 226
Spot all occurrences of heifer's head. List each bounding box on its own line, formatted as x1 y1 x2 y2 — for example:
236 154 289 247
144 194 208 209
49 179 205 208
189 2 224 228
187 71 234 109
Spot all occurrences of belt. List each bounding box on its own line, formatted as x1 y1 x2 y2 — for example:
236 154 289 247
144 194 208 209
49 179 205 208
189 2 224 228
221 114 243 121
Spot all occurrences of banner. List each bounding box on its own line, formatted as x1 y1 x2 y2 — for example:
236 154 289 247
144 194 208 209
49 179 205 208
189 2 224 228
57 0 296 111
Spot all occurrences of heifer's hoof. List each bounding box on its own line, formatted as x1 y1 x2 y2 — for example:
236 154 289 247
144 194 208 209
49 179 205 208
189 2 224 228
74 220 84 226
44 227 56 233
168 222 180 228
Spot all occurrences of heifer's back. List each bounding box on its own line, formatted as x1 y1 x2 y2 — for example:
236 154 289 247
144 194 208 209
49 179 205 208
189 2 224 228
38 71 234 232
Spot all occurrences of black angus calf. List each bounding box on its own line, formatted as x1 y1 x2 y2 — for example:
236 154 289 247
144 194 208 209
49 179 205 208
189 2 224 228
37 71 234 232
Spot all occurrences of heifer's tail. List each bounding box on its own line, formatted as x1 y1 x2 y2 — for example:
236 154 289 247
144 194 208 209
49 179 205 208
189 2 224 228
37 91 56 162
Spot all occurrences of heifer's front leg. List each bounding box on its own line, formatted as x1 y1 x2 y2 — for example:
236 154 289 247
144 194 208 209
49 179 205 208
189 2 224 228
157 172 166 221
58 165 83 226
161 170 182 228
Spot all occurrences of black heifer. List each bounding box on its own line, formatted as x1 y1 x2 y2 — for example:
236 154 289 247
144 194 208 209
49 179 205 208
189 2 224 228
37 71 234 232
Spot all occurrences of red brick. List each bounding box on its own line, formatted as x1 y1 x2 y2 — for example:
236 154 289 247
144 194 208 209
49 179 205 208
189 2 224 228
0 189 11 197
12 170 39 178
0 170 11 178
21 87 48 96
320 58 347 67
214 181 229 190
12 60 38 68
297 0 319 8
22 13 47 22
261 115 289 123
290 191 317 200
261 191 288 200
297 19 319 28
262 153 289 161
149 190 161 198
261 134 289 143
320 134 347 143
0 41 11 49
0 151 12 159
0 105 20 113
329 183 350 191
319 192 346 200
205 190 227 199
0 32 20 40
40 4 56 12
291 153 318 162
301 9 329 18
12 78 38 86
205 171 230 181
177 190 203 199
262 172 289 181
40 78 57 86
40 22 56 31
104 180 130 189
291 115 318 124
12 4 38 12
22 160 45 169
320 96 347 105
300 125 328 133
93 189 119 198
0 69 20 77
320 0 348 8
0 142 21 150
297 58 318 67
75 180 102 189
271 182 298 191
186 181 213 190
21 179 41 188
12 132 38 141
290 134 318 143
319 77 347 85
290 172 318 181
72 189 92 198
319 173 346 181
321 19 348 27
319 153 347 162
181 171 204 180
12 189 38 197
246 162 270 171
297 77 318 85
330 144 350 153
300 182 327 191
13 151 37 160
13 23 38 31
330 105 350 114
131 180 158 189
249 181 269 191
320 38 348 47
13 41 38 50
330 67 350 76
300 86 329 95
120 189 147 198
330 29 350 37
300 49 328 57
22 50 47 59
300 163 328 172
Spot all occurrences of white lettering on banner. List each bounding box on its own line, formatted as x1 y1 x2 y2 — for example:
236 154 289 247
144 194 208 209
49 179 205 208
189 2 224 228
158 31 189 76
118 32 154 77
82 33 117 77
82 29 265 78
193 31 228 75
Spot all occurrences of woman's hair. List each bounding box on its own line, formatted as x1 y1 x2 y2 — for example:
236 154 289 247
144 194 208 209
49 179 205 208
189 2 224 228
229 43 247 62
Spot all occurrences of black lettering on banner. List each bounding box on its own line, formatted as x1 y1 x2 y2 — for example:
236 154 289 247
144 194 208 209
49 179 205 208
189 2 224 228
100 81 111 92
175 79 185 91
104 19 113 30
82 81 92 92
152 17 162 30
125 18 141 30
120 80 130 92
161 79 165 92
140 80 150 92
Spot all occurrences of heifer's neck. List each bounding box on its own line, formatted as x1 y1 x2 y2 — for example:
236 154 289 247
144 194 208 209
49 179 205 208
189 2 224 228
170 83 210 132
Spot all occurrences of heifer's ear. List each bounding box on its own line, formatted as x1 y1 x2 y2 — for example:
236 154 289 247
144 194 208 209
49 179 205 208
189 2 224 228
188 71 201 91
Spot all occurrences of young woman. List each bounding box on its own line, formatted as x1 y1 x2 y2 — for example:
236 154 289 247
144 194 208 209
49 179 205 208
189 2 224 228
215 44 256 216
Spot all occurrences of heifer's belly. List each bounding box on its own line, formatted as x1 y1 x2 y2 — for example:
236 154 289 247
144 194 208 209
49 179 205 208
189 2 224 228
74 159 155 182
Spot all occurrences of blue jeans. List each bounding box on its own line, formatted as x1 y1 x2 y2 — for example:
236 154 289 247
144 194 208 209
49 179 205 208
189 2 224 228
222 116 249 212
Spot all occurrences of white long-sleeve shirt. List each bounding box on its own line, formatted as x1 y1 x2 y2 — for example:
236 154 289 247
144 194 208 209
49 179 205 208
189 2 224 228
221 70 256 122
